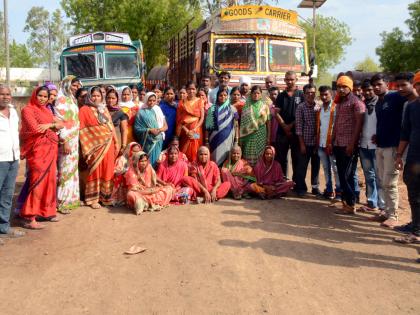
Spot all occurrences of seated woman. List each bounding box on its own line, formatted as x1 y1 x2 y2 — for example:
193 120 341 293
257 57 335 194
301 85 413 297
157 145 192 204
112 142 142 206
182 146 231 203
157 136 188 164
221 145 260 200
125 151 174 215
254 146 294 199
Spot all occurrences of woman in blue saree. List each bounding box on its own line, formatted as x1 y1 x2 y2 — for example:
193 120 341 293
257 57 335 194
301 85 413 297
134 92 167 167
205 87 239 166
159 86 177 149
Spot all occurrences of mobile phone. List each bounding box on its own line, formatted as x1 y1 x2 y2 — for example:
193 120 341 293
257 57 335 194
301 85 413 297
193 133 200 139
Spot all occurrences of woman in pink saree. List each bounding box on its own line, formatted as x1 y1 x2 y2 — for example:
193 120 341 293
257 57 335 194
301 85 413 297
182 146 231 203
221 145 260 199
125 151 174 215
156 145 192 204
254 146 295 199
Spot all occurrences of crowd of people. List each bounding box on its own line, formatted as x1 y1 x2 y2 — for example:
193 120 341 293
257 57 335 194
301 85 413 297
0 69 419 246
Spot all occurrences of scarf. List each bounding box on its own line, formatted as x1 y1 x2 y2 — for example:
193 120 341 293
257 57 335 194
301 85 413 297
85 87 108 124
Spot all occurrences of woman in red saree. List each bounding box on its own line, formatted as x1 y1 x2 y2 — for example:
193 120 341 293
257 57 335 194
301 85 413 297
112 142 142 206
20 86 62 229
79 86 118 208
176 81 204 162
254 146 295 199
157 145 192 204
125 151 174 215
182 146 230 203
221 145 261 200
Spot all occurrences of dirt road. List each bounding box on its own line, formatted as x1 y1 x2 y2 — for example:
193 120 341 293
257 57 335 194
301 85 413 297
1 184 419 314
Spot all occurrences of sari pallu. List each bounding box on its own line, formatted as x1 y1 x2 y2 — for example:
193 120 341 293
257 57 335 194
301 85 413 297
221 158 256 196
125 152 174 214
206 101 237 166
79 105 115 205
55 76 80 212
112 142 141 206
176 98 204 162
254 146 294 197
239 98 270 166
182 159 231 200
159 100 177 149
156 148 192 203
134 107 164 167
119 86 139 143
20 90 59 220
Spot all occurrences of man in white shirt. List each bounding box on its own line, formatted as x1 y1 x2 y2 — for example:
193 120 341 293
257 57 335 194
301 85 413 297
208 71 232 104
316 86 341 200
0 85 25 242
359 80 384 211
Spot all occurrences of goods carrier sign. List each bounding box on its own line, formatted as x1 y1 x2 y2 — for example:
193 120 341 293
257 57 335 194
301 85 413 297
221 5 298 25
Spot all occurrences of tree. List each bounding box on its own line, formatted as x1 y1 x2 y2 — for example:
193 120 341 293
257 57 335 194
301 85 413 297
299 15 352 74
376 0 420 72
354 56 381 72
23 7 69 67
61 0 203 67
10 41 35 68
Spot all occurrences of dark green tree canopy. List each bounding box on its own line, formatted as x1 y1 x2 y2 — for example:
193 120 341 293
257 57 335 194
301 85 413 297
61 0 203 67
376 0 420 72
24 6 68 67
300 14 352 74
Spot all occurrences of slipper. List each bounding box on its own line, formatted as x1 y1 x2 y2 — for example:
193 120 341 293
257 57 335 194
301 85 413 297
357 205 377 213
49 216 60 222
90 203 102 209
124 245 147 255
58 209 71 215
393 234 420 244
23 221 45 230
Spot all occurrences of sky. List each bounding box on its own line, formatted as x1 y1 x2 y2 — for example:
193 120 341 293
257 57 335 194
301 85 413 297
7 0 412 73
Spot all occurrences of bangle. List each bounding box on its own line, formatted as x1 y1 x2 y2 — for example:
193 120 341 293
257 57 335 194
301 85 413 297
51 122 56 129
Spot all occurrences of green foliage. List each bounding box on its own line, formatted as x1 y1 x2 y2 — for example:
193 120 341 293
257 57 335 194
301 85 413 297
299 15 352 74
314 71 334 88
61 0 203 67
23 7 69 67
376 0 420 72
10 41 35 67
354 56 382 72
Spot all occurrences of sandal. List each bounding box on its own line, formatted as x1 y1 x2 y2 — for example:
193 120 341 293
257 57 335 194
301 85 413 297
49 216 60 222
58 209 71 215
393 234 420 244
23 221 45 230
90 203 102 209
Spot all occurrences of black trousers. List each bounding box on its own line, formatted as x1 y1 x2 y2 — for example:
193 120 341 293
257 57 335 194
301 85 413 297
403 162 420 236
275 134 300 182
294 145 320 193
334 146 358 206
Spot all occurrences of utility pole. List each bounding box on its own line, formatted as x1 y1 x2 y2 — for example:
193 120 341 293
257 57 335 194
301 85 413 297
48 19 52 81
4 0 10 86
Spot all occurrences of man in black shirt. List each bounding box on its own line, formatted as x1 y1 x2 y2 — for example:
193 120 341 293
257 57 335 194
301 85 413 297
274 71 304 185
394 72 420 244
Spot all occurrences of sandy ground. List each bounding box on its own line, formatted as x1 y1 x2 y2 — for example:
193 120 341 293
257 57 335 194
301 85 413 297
1 165 419 315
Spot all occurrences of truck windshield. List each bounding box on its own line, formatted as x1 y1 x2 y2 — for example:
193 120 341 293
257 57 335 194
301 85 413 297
269 40 305 72
105 53 139 78
214 38 256 71
65 54 96 79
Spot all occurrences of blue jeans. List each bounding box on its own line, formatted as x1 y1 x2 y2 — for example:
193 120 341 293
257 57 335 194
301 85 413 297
318 148 341 193
359 148 384 209
0 160 19 234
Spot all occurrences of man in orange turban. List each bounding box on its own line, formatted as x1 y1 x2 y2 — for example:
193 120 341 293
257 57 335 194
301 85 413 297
331 74 365 214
